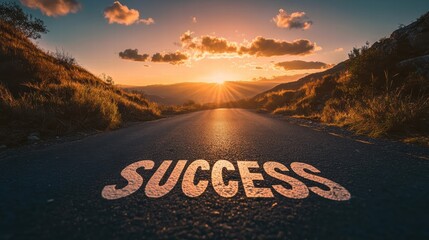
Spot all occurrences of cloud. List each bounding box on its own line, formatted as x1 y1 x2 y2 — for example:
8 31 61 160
181 32 317 57
139 18 155 25
275 60 331 70
180 32 239 59
184 36 238 54
273 9 313 30
192 17 197 23
104 1 154 26
239 37 318 57
334 47 344 52
21 0 81 17
119 33 319 65
180 31 194 44
119 49 187 65
151 52 188 65
255 66 263 70
119 49 149 61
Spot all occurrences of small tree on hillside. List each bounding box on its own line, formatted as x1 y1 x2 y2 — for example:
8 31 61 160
0 2 48 39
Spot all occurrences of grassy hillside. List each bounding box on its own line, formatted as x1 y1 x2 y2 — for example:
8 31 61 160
252 12 429 144
0 21 161 146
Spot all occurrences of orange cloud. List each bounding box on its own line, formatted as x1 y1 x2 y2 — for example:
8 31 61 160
334 47 344 52
181 32 317 57
185 36 238 54
180 31 194 44
275 60 332 70
273 9 313 30
21 0 81 17
119 49 149 62
119 33 319 65
192 17 197 23
104 1 154 26
239 37 317 56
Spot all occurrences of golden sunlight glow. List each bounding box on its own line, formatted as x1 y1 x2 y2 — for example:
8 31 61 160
204 71 238 85
215 79 225 85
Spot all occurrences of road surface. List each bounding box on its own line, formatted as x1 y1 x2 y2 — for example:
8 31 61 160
0 109 428 239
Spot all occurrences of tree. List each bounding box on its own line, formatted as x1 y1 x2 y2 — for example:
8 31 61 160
0 2 48 39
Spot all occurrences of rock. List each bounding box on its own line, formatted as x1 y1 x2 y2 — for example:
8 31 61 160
398 54 429 68
27 135 40 141
29 132 40 137
372 12 429 58
398 54 429 79
389 12 429 55
27 132 40 142
409 32 429 52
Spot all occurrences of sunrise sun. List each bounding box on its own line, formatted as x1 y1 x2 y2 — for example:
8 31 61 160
205 72 238 85
215 79 225 85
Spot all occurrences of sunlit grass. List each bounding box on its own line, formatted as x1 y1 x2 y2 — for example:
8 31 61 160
0 20 161 146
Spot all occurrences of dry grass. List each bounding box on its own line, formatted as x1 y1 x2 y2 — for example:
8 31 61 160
261 69 429 143
344 91 429 137
0 21 161 146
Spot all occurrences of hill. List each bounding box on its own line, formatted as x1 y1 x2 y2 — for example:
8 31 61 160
122 74 305 105
253 63 346 99
252 11 429 143
0 20 160 146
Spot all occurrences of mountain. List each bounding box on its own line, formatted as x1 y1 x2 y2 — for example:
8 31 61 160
0 20 160 146
121 74 305 105
253 62 346 99
252 11 429 142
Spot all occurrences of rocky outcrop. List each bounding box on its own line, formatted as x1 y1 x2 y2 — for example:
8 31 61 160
398 54 429 79
373 12 429 59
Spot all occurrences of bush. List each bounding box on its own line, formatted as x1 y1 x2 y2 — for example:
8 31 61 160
49 49 77 67
100 73 115 86
346 89 429 137
320 98 351 124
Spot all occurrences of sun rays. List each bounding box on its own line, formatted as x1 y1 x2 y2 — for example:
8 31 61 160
179 80 261 104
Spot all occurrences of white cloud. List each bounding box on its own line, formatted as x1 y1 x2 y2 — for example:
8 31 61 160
139 18 155 25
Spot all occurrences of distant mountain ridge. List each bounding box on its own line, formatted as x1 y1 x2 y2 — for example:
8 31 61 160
253 62 346 99
122 74 306 105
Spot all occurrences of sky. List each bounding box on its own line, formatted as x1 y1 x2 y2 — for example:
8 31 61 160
8 0 429 86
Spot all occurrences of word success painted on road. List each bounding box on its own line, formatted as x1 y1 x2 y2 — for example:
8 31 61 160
101 160 351 201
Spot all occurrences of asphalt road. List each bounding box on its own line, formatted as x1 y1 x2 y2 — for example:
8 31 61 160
0 109 428 239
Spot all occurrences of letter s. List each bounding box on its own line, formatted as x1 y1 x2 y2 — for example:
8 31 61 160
101 160 154 200
263 161 309 199
291 162 351 201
